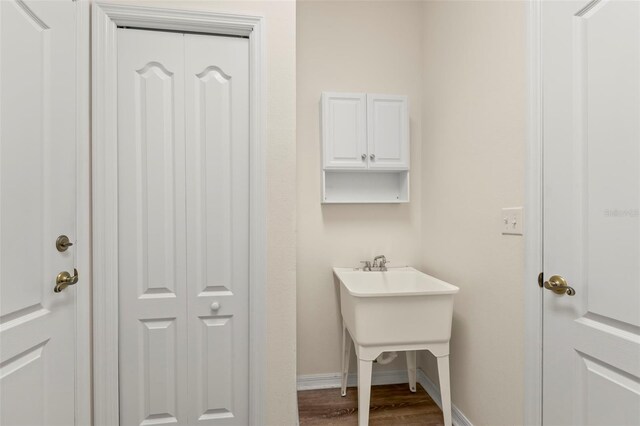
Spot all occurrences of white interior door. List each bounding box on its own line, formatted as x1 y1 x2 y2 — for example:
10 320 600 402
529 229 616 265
0 1 79 425
542 1 640 425
117 28 250 426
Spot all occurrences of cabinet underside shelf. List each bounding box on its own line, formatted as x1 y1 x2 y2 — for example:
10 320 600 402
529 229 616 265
322 170 410 204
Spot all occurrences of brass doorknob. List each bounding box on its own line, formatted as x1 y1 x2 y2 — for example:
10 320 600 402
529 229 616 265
543 275 576 296
54 268 79 293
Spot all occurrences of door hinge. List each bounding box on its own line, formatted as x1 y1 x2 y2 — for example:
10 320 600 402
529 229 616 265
538 272 544 288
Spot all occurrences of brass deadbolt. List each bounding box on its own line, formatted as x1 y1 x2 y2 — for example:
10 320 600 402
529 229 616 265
56 235 73 252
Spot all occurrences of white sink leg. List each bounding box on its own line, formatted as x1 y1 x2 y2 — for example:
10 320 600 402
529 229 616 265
340 321 351 397
406 351 417 392
357 358 373 425
437 354 452 426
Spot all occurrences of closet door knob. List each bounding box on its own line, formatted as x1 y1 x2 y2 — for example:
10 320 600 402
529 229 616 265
370 153 376 160
211 301 221 311
361 153 366 160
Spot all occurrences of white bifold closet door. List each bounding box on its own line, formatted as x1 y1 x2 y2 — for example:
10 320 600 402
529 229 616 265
117 28 249 426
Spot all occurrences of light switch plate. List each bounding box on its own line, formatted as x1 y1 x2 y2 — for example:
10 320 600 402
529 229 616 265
502 207 524 235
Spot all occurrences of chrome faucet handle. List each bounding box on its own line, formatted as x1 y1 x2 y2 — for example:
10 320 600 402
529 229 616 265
373 255 386 267
379 258 389 271
371 255 388 271
360 261 372 271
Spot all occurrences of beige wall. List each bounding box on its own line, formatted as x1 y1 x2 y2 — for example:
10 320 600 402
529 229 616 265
296 0 424 376
297 1 527 425
419 1 527 425
122 1 298 424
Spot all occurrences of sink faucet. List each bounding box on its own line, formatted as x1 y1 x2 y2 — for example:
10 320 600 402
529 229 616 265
373 255 388 271
360 255 388 271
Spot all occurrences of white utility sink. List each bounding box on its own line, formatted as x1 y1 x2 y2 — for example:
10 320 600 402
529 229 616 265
333 266 459 426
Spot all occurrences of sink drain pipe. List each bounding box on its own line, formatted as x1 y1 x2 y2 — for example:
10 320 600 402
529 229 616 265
375 351 398 365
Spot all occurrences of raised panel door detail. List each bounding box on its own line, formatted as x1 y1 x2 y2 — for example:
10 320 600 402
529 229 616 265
1 0 47 323
135 63 178 299
322 93 367 169
192 66 232 297
581 354 640 425
1 1 77 424
579 0 640 327
0 341 47 426
139 319 179 425
196 316 234 421
367 94 409 170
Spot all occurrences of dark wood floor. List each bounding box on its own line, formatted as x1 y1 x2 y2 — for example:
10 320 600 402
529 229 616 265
298 383 444 425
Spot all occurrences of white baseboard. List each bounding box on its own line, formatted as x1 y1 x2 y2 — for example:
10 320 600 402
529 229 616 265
296 369 410 390
414 370 473 426
297 369 473 426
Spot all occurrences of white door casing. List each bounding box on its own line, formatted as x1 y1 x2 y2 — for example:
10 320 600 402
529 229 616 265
0 1 90 425
542 1 640 425
117 28 250 425
92 4 266 425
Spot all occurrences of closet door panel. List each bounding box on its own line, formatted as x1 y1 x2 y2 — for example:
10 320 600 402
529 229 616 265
185 34 250 426
117 28 189 426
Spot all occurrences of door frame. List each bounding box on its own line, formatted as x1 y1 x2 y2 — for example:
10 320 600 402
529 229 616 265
76 1 92 424
91 3 267 425
524 0 543 425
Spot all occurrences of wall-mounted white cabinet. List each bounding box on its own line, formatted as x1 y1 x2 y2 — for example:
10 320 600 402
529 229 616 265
321 92 410 203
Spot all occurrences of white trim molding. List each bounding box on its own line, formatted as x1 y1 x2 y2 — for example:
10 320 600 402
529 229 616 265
296 369 473 426
91 3 266 425
525 0 543 425
75 1 92 424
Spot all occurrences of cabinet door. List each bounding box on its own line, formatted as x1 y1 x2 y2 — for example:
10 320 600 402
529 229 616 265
322 92 368 169
366 94 409 169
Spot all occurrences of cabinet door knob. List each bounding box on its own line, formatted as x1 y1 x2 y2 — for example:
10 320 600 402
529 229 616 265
370 153 376 160
211 301 221 311
361 153 366 160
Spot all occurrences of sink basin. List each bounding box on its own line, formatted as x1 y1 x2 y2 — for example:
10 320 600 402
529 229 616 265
334 266 459 426
334 266 459 347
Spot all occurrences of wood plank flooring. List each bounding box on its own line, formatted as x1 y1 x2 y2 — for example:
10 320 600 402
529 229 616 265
298 383 445 425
